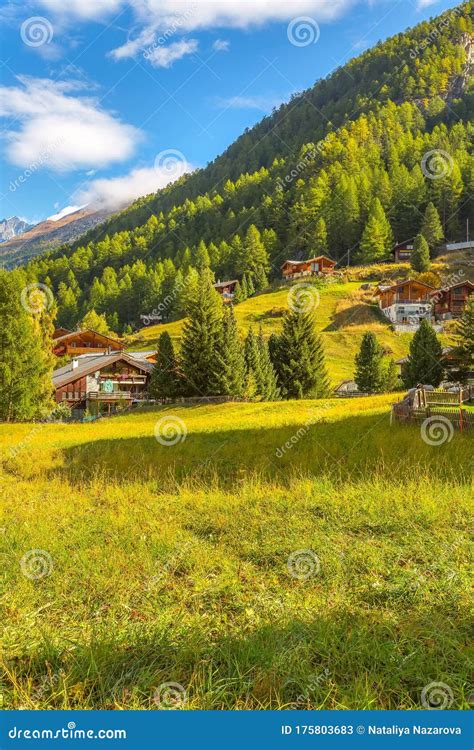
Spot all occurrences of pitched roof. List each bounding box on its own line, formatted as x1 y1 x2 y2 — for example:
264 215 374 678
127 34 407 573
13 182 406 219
377 279 436 294
213 280 238 289
430 280 474 295
53 328 123 348
281 255 336 269
53 352 152 389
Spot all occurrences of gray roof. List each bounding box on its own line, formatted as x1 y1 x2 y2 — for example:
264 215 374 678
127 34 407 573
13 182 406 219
53 352 152 388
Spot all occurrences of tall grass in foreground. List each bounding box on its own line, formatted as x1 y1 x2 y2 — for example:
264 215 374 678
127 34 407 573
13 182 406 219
0 397 471 709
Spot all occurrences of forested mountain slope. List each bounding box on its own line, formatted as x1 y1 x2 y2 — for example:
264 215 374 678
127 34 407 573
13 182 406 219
27 3 473 333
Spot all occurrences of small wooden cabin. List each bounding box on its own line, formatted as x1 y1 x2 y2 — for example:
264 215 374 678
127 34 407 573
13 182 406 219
213 280 239 302
378 279 435 309
281 256 336 280
391 241 414 263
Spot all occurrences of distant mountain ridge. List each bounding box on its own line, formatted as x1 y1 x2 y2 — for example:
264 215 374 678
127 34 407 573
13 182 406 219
0 207 112 268
0 216 33 244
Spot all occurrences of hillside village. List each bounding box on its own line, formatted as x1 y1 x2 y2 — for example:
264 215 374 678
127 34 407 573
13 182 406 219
36 238 472 421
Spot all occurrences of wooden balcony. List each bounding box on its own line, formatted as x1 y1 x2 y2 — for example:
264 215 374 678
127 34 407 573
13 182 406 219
88 391 133 401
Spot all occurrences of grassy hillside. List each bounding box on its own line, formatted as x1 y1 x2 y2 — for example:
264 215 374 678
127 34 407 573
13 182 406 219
1 397 471 710
128 279 455 384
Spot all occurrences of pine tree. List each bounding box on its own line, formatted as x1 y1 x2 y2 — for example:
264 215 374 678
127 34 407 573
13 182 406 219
358 198 393 263
381 358 400 392
256 327 280 400
239 225 270 288
181 268 224 396
454 297 474 383
149 332 182 400
354 332 384 393
273 309 329 399
411 234 431 273
217 306 247 397
403 319 444 387
233 280 245 303
0 271 54 421
420 202 443 253
245 273 255 296
311 217 328 255
240 275 249 300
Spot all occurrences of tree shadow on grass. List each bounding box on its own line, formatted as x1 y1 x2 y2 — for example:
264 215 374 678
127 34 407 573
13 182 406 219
5 605 470 709
51 412 468 487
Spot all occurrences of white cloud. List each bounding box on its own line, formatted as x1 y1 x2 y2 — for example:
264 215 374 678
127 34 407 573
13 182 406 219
0 77 140 172
48 204 85 221
39 0 124 21
37 1 363 65
74 161 195 209
145 38 198 67
416 0 439 8
212 39 230 52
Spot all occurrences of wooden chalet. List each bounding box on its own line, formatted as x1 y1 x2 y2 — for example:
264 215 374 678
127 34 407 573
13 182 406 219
377 279 435 325
391 240 414 263
53 352 152 415
213 279 238 302
281 256 336 280
53 329 124 357
431 281 474 319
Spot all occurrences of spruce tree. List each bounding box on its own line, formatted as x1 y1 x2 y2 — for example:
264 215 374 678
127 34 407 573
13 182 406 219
181 269 224 396
217 306 247 397
358 198 393 263
420 201 443 253
256 327 280 401
240 275 249 300
149 332 182 400
403 319 444 387
354 332 384 393
381 358 400 392
0 270 54 421
273 309 329 399
233 280 245 304
411 234 431 273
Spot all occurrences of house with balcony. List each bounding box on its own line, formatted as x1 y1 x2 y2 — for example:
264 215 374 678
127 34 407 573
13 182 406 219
377 279 435 326
53 352 152 416
52 328 123 358
281 256 336 280
391 240 414 263
431 281 474 320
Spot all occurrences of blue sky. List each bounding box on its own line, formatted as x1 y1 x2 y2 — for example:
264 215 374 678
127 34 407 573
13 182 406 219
0 0 460 224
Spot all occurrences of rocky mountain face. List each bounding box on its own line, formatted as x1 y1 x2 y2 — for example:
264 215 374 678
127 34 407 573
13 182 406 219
0 216 33 243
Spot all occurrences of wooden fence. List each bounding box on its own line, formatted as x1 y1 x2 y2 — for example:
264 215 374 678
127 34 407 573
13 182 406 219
392 400 474 431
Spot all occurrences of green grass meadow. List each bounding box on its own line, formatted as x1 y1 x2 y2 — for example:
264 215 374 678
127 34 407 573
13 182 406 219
0 396 472 710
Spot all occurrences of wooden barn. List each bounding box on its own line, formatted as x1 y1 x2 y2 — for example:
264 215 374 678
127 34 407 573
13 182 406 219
431 281 474 319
